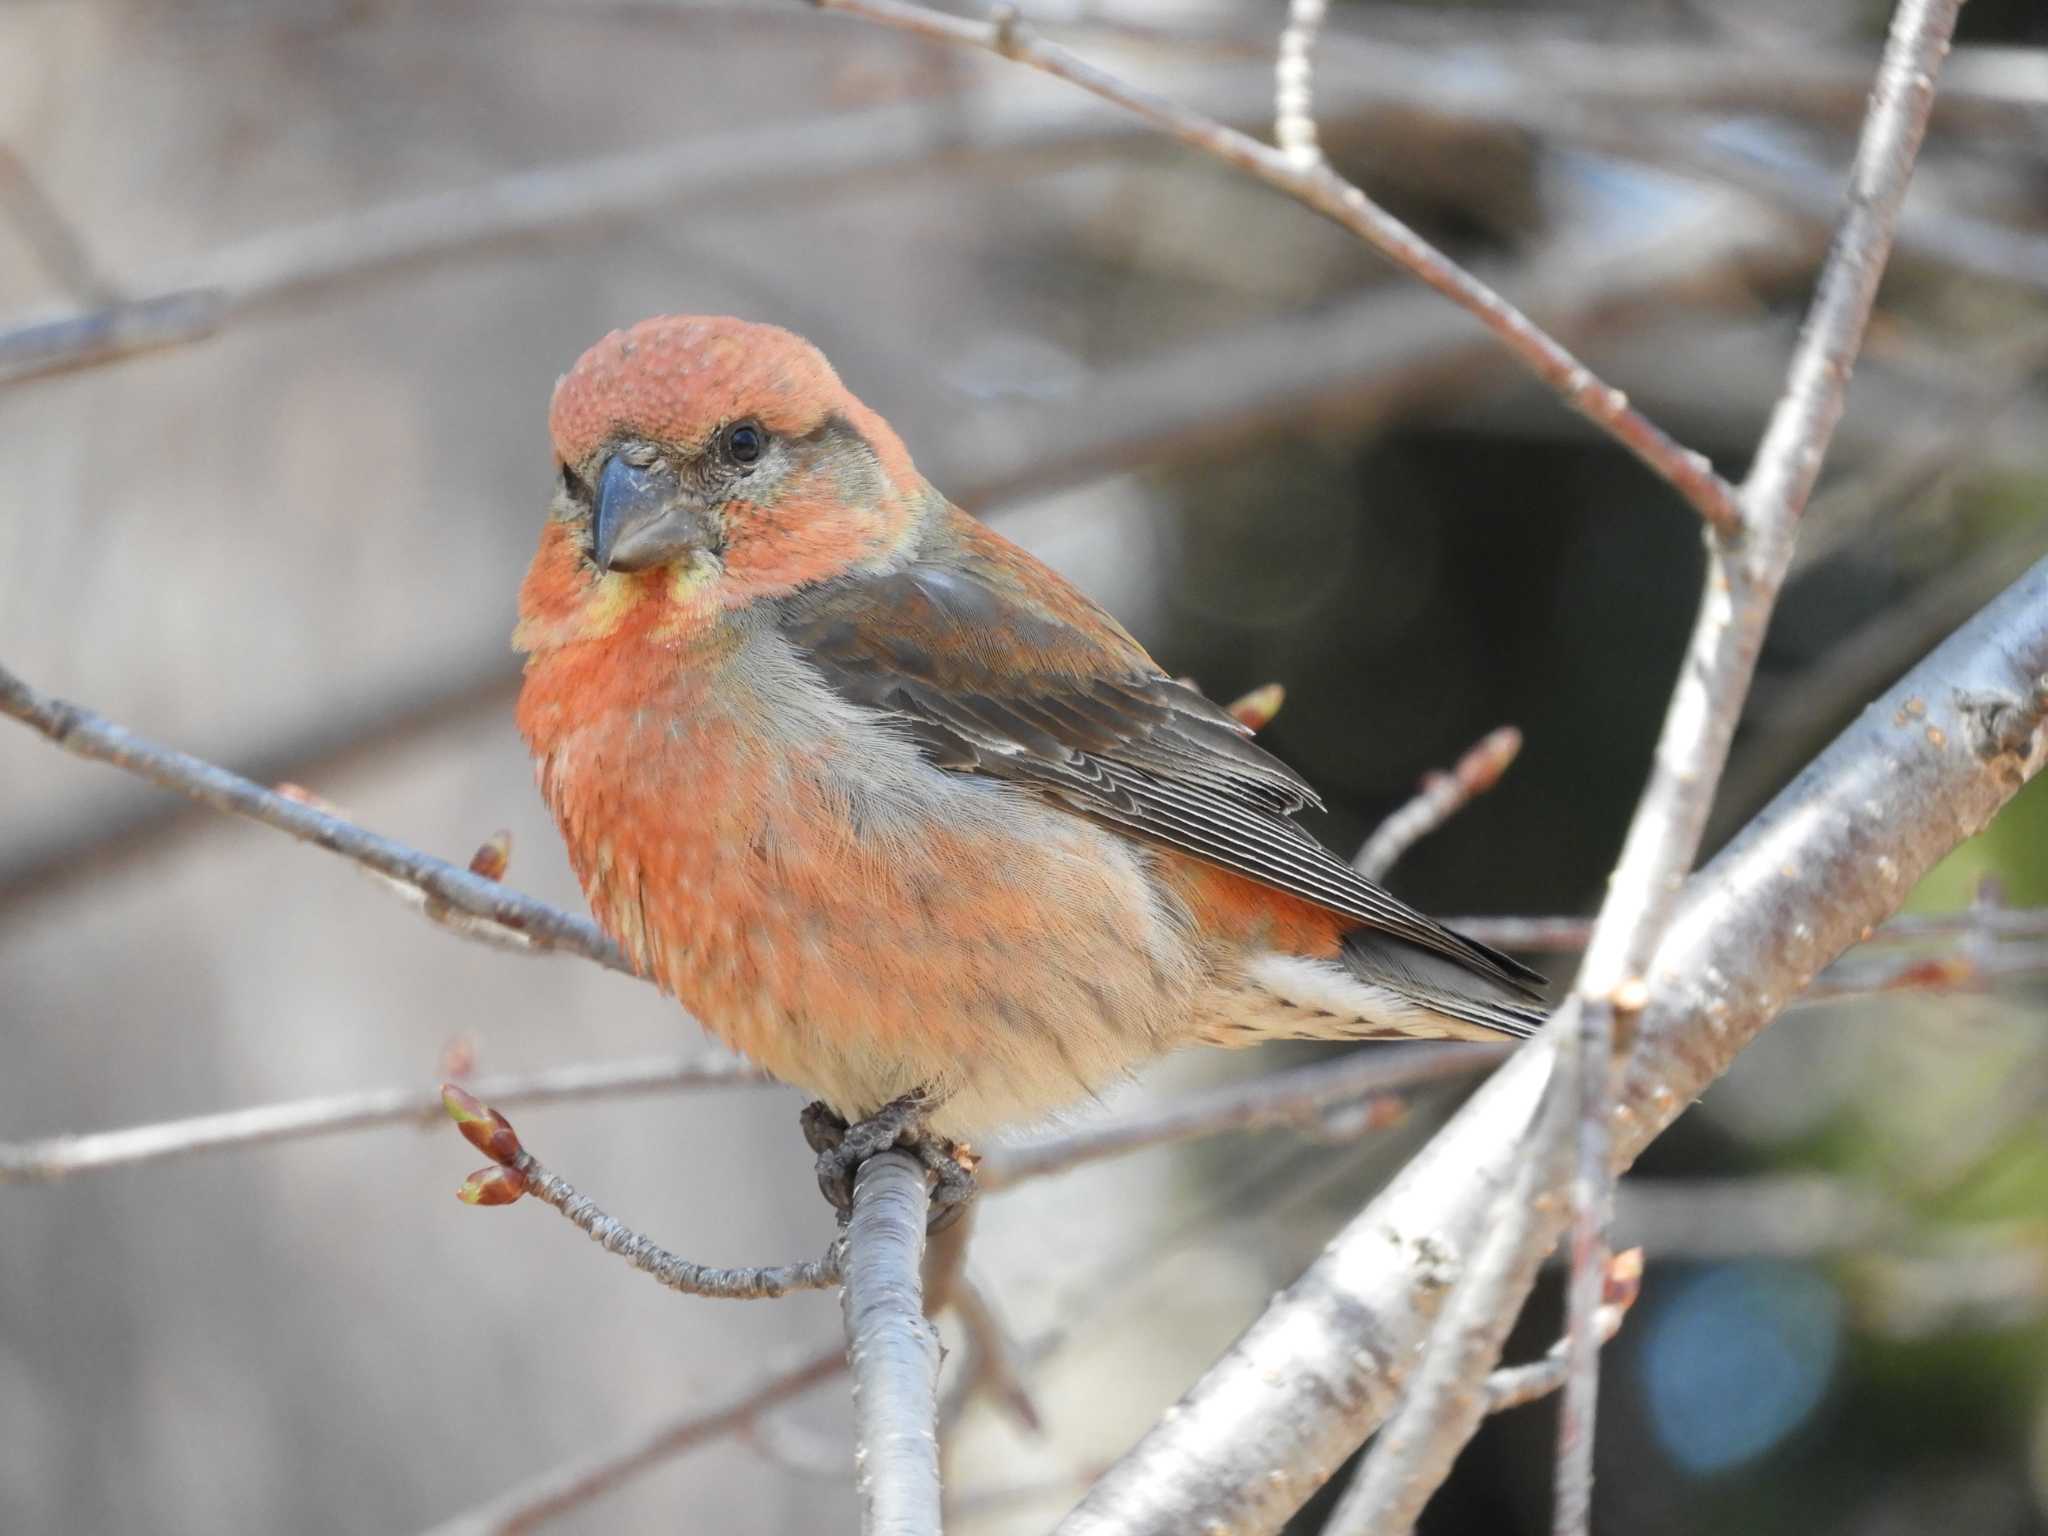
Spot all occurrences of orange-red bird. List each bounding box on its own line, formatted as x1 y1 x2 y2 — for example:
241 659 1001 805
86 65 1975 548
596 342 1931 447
516 316 1543 1145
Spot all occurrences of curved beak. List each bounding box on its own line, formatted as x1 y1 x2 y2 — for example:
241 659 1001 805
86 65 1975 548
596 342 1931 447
594 457 718 573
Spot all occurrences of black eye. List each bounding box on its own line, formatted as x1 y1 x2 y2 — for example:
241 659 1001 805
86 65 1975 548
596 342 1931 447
560 463 590 502
725 421 765 466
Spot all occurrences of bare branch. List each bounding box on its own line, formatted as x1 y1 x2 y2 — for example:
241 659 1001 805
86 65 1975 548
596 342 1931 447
0 659 629 972
842 1151 944 1535
1485 1249 1644 1415
979 1043 1501 1192
1451 903 2048 957
1056 554 2047 1536
418 1346 846 1536
1557 7 1960 1526
1353 725 1523 881
1324 1060 1572 1536
0 96 1079 386
513 1158 843 1302
0 1052 765 1184
803 0 1744 535
441 1087 843 1301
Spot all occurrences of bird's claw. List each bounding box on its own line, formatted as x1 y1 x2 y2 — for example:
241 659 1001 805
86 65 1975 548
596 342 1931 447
801 1095 977 1233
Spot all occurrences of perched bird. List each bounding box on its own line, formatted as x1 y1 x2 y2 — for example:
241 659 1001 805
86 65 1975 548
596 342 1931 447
516 316 1544 1195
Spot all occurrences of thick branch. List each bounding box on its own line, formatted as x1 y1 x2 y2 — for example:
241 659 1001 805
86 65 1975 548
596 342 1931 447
1055 554 2048 1536
1555 6 1959 1523
842 1151 944 1535
1324 1062 1571 1536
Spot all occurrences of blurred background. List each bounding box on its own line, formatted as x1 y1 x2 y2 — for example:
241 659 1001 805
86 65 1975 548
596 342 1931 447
3 0 2048 1531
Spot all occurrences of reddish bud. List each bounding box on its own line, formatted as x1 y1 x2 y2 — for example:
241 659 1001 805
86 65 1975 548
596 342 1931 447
275 781 347 816
1226 683 1286 734
468 831 513 882
457 1165 528 1206
1448 725 1522 796
442 1084 522 1165
1604 1247 1645 1312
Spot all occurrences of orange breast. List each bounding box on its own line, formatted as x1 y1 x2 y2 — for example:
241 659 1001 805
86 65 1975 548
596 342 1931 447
517 629 1195 1121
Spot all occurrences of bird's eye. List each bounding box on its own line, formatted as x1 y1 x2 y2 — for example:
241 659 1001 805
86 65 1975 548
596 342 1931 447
724 421 765 467
560 463 590 503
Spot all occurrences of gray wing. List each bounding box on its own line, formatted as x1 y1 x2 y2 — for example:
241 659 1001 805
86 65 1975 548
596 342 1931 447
777 550 1546 1003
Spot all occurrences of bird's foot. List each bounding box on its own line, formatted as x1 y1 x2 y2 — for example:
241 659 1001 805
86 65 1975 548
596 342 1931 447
800 1094 978 1233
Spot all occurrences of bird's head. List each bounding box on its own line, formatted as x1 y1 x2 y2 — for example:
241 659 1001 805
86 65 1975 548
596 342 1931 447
517 315 928 654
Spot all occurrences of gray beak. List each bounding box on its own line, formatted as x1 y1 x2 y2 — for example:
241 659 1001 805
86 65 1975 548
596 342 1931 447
594 456 717 572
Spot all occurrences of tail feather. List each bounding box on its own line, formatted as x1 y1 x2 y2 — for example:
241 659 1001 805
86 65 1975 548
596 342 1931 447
1195 931 1547 1048
1340 928 1547 1040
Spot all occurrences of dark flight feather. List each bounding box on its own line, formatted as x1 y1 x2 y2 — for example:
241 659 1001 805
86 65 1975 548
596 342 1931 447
778 508 1547 1012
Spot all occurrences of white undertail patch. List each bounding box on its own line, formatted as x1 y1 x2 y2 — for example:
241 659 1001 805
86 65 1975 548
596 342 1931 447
1197 952 1504 1047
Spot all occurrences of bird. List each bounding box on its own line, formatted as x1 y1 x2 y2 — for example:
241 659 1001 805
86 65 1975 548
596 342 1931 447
515 314 1545 1210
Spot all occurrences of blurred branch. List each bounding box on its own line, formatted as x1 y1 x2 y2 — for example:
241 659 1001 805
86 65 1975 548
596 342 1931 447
0 659 630 972
1353 725 1522 881
0 1052 764 1184
842 1151 944 1535
979 1042 1500 1192
1453 902 2048 957
442 1086 845 1300
0 144 119 305
0 96 1025 384
943 1275 1042 1435
1272 0 1327 171
1555 6 1958 1524
1055 536 2044 1534
803 0 1744 536
419 1345 847 1536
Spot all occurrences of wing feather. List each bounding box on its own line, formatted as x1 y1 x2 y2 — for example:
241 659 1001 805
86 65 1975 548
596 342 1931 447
778 510 1545 1000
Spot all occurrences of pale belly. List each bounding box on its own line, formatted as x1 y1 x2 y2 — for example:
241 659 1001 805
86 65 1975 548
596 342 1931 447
540 704 1200 1136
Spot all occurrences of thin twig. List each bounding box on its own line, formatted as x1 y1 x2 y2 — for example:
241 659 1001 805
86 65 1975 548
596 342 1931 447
842 1151 944 1535
418 1346 847 1536
1485 1249 1644 1415
515 1150 846 1301
803 0 1744 536
0 659 629 972
1557 7 1960 1530
442 1087 843 1300
1354 725 1523 880
1450 903 2048 957
979 1043 1501 1192
1273 0 1329 170
0 1052 765 1183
